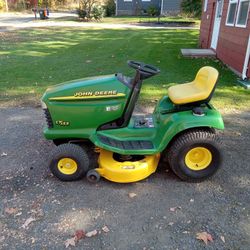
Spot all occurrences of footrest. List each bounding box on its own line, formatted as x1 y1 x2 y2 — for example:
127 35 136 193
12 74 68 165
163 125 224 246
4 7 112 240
98 135 154 150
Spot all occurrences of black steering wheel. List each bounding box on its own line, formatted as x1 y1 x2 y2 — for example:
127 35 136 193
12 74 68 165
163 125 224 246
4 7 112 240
127 60 160 77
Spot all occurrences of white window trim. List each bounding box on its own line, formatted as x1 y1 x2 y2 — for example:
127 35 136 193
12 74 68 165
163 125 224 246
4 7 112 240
225 0 238 26
204 0 208 12
235 0 250 28
124 0 132 2
142 0 151 1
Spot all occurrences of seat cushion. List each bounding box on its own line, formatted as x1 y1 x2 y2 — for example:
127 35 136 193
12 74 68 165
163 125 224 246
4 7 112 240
168 81 211 105
168 66 218 105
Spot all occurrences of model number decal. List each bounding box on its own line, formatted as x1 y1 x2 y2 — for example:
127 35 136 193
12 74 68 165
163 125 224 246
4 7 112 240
74 90 118 97
56 120 70 126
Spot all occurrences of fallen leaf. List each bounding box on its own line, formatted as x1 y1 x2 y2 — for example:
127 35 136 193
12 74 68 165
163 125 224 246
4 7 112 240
190 199 194 202
169 206 181 212
196 231 213 245
85 229 98 238
183 231 189 234
5 207 18 215
128 193 137 198
220 235 225 243
74 229 85 241
21 217 36 229
65 237 76 248
1 152 7 157
168 222 174 226
102 225 110 233
86 60 92 63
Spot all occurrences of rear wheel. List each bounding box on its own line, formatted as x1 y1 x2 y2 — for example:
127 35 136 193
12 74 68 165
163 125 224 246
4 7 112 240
167 129 223 182
49 143 89 181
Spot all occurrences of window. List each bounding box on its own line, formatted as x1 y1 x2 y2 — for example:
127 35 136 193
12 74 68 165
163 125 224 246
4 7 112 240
204 0 208 12
236 0 250 27
226 0 238 26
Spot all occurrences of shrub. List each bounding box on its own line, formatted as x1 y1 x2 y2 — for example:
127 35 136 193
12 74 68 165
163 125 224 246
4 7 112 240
77 8 88 19
77 5 104 21
147 5 160 17
181 0 202 18
104 0 115 17
91 6 104 20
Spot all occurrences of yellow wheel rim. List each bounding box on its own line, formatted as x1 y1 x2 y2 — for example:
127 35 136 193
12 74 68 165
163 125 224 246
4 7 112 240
185 147 212 171
57 158 77 175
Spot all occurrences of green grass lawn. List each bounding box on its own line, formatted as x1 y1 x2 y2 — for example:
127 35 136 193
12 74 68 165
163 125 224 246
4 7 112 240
0 27 249 111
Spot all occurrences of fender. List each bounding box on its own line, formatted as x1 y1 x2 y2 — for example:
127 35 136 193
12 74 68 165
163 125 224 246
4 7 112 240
156 108 224 152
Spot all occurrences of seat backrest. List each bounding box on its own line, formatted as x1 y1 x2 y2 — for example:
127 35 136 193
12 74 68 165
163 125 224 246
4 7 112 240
193 66 219 100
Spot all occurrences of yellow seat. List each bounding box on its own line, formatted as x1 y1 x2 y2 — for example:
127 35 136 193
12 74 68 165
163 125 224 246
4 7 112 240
168 66 219 105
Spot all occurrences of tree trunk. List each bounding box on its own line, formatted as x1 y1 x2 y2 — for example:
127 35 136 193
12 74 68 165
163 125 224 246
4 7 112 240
5 0 8 12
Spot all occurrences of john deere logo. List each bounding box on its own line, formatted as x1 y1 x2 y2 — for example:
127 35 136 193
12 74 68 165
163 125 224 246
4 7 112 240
49 90 125 101
74 90 118 97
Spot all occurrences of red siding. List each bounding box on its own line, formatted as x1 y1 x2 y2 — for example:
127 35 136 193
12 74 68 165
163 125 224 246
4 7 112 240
200 0 217 48
200 0 250 77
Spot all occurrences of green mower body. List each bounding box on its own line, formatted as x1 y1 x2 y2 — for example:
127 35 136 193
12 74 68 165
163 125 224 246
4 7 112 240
42 72 224 156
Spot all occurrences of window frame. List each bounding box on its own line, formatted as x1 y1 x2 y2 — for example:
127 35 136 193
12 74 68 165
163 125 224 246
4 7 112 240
235 0 250 28
226 0 238 26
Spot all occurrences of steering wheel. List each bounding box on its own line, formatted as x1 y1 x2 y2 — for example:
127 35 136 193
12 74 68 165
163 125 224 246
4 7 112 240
127 60 160 76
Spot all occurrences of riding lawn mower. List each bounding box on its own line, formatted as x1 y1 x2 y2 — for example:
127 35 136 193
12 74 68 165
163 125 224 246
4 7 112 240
41 61 224 183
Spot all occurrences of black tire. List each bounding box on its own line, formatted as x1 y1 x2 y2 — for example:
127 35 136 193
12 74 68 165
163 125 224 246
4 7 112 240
86 169 101 183
167 129 223 182
49 143 89 181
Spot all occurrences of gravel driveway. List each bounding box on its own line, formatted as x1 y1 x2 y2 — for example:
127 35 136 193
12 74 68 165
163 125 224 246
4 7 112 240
0 107 249 249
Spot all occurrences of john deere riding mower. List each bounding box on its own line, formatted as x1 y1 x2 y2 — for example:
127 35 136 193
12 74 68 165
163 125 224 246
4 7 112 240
41 61 224 183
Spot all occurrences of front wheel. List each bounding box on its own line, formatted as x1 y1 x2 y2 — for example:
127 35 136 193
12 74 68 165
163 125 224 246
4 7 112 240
49 143 89 181
167 129 223 182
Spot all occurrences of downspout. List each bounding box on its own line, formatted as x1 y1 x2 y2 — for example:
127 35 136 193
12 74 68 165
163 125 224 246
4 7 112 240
242 35 250 80
160 0 163 15
208 2 216 48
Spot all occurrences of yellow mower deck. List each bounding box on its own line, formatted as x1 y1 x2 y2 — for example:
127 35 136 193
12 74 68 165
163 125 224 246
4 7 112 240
95 149 160 183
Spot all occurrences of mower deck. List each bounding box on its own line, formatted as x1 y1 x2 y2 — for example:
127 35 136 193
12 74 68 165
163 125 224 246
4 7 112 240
96 149 160 183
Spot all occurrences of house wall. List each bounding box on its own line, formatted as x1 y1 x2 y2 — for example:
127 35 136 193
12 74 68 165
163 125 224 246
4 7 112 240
161 0 182 15
200 0 250 78
116 0 161 16
200 0 216 48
